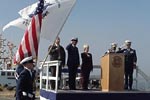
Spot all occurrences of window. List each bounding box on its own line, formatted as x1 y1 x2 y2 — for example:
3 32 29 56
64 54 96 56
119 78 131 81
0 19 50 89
1 72 5 76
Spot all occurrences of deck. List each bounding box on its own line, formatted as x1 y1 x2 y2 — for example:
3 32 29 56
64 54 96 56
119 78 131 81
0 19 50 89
40 61 150 100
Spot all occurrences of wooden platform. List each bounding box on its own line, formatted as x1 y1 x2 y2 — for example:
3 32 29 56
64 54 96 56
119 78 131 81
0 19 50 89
40 89 150 100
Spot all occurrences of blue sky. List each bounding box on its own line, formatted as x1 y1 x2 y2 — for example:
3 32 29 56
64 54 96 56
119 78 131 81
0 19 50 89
0 0 150 76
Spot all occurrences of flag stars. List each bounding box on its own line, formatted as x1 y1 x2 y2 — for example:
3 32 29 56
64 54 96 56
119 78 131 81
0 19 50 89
35 0 44 14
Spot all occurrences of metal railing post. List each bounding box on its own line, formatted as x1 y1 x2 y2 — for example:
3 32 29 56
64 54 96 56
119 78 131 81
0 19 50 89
135 66 138 90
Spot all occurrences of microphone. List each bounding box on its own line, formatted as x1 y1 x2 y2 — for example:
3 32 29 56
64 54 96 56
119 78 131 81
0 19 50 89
118 44 125 50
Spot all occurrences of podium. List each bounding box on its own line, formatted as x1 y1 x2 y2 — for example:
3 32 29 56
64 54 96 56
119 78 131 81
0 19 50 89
100 53 124 91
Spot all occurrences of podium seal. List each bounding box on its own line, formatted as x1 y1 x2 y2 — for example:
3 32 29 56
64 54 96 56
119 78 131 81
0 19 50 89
112 56 122 68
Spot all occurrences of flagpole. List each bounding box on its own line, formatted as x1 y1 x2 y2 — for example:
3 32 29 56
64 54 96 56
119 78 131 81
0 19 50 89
40 0 76 69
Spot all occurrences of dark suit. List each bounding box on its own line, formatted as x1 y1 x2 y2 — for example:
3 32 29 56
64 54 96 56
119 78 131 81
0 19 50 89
16 68 34 100
49 44 66 89
15 64 24 84
16 64 24 77
66 44 80 90
81 53 93 90
118 48 137 90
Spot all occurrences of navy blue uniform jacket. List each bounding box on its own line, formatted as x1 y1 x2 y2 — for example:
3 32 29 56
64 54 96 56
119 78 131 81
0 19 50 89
118 48 137 68
66 44 80 66
16 68 34 100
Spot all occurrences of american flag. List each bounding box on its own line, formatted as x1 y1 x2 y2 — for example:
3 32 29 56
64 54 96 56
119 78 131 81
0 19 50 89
14 0 44 64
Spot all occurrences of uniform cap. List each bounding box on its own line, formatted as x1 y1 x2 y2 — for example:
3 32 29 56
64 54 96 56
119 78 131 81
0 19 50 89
20 56 34 64
111 42 117 47
125 40 131 44
71 37 78 41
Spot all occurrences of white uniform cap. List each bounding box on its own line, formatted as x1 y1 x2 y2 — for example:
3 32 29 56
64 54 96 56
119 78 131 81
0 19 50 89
125 40 131 44
111 42 117 47
71 37 78 41
20 56 34 64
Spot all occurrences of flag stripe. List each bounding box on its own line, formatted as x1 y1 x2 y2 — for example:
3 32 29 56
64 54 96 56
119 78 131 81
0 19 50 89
39 13 42 29
14 0 44 64
31 16 38 56
15 14 42 63
24 30 31 56
18 45 24 61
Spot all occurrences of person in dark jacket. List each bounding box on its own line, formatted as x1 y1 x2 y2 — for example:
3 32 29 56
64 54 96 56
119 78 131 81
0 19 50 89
66 37 80 90
15 64 24 82
14 64 24 97
81 44 93 90
48 37 66 89
117 40 137 90
16 56 35 100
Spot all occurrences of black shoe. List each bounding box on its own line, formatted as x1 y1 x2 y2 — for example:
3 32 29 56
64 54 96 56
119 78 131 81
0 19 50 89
70 88 76 90
82 87 88 90
124 86 128 90
129 87 132 90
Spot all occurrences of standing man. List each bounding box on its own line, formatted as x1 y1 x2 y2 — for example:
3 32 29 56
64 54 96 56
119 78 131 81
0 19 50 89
48 37 66 89
66 37 80 90
16 56 35 100
118 40 137 90
14 64 24 97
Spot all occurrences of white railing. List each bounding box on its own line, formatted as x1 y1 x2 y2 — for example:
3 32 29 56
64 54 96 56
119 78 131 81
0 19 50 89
39 62 150 91
40 60 61 93
135 66 150 91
